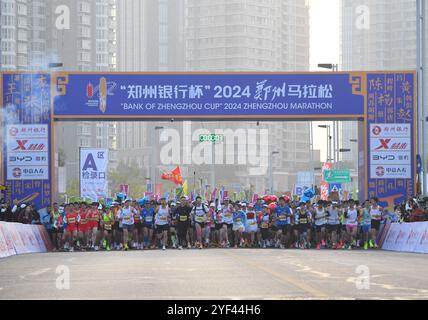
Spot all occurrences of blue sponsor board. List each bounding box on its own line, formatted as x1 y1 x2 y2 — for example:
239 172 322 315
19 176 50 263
366 73 416 208
53 73 364 118
2 74 52 209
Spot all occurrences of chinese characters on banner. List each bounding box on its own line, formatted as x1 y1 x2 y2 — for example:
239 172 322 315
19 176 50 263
80 148 108 202
54 73 365 117
366 73 415 207
2 74 52 209
6 124 49 180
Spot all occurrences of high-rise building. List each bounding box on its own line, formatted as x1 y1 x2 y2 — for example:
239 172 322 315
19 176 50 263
340 0 425 171
185 0 309 72
115 0 186 188
184 0 311 192
51 0 118 196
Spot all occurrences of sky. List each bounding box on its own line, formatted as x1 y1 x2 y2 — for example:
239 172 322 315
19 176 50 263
309 0 341 162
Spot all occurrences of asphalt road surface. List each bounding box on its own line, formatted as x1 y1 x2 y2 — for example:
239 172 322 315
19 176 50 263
1 249 427 300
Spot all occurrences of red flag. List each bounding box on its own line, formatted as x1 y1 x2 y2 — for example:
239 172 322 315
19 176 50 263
161 166 183 185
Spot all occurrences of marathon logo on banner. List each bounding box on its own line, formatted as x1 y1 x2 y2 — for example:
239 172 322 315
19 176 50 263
80 148 108 202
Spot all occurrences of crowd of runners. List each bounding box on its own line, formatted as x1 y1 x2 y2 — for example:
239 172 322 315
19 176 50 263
37 195 400 252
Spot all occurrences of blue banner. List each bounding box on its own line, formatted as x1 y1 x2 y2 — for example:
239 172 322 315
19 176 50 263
53 73 365 118
2 74 52 209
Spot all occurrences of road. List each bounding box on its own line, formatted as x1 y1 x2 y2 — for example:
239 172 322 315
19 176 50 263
0 249 427 300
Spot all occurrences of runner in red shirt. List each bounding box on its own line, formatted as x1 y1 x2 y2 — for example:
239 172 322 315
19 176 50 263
64 204 79 252
78 204 90 250
88 203 101 250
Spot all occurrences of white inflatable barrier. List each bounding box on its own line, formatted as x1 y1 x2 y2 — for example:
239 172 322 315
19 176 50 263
0 222 53 258
381 222 428 254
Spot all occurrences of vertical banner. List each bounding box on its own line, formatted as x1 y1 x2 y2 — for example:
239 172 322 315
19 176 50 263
320 162 333 200
80 148 108 202
2 74 52 209
366 73 416 207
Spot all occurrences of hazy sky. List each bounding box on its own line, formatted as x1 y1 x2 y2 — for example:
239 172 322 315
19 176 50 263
309 0 341 162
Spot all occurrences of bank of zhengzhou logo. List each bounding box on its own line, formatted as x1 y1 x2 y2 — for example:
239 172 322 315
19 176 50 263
9 127 18 137
372 125 381 136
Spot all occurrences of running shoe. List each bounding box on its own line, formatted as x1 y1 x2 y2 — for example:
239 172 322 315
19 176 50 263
369 240 374 248
69 247 74 252
316 244 321 250
364 242 368 250
321 240 326 247
162 245 166 250
106 245 110 251
124 243 129 251
178 246 183 250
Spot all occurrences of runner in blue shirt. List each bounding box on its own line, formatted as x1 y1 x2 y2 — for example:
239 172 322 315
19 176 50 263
274 197 292 249
141 201 155 248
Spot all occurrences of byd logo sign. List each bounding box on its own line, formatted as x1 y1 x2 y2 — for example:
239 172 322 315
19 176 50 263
12 140 46 151
374 139 407 150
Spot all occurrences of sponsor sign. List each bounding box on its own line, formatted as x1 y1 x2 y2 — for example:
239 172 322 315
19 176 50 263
370 165 411 179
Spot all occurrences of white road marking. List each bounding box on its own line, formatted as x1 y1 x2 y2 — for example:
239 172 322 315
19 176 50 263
28 268 51 276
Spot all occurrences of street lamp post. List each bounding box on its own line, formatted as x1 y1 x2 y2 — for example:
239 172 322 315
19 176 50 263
318 125 332 162
269 151 279 194
151 126 164 195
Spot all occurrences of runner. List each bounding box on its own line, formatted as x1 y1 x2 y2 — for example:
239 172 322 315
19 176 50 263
360 200 372 250
327 202 341 249
118 199 136 251
258 204 271 248
273 197 292 249
213 202 223 247
112 203 122 250
88 203 101 250
232 203 247 248
191 196 208 249
369 197 383 248
314 201 328 250
344 199 359 250
176 196 192 250
155 198 170 250
77 204 90 250
63 205 79 252
142 200 155 249
206 203 216 247
296 202 311 249
220 198 233 248
50 203 63 251
101 206 114 251
169 202 178 249
132 201 143 249
245 203 258 247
